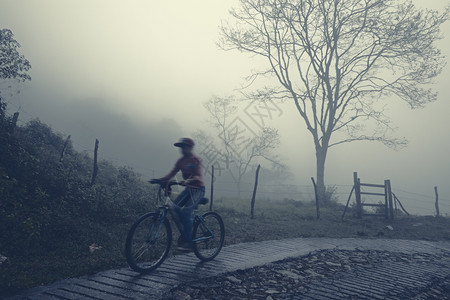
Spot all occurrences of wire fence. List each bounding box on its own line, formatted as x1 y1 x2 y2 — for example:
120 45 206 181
2 99 448 217
204 176 449 217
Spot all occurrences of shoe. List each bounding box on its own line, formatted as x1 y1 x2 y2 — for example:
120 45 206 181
176 242 193 252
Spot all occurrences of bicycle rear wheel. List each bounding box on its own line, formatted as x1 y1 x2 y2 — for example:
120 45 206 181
125 212 172 273
193 211 225 261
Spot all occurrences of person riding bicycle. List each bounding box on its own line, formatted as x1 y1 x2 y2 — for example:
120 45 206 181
150 137 205 252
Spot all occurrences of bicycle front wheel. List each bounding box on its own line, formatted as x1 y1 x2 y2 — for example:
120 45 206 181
125 212 172 273
193 211 225 261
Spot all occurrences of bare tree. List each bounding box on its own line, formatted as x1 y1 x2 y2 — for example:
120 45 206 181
219 0 449 199
195 96 284 197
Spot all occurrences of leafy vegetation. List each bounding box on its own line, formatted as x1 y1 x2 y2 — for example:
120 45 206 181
0 28 32 82
1 98 450 297
0 99 156 296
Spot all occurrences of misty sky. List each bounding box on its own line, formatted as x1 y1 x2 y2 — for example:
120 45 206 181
1 0 450 215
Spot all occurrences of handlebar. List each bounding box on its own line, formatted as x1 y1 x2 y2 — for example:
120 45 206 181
149 179 184 187
150 179 204 208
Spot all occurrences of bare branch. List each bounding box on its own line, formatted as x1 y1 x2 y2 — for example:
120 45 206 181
219 0 449 192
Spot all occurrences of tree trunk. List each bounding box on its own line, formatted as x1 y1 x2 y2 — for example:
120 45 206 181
236 180 241 199
315 146 328 202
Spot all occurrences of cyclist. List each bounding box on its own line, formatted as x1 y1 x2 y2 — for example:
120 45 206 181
150 137 205 252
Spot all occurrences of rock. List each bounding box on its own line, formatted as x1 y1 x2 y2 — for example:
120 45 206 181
400 257 409 262
305 269 324 278
89 243 102 253
0 254 9 266
413 255 429 263
385 225 394 231
430 288 441 294
309 256 318 262
325 261 342 267
226 275 242 284
164 248 449 299
276 270 304 280
350 257 367 264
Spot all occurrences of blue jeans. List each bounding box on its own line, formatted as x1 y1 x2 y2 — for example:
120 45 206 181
172 187 205 242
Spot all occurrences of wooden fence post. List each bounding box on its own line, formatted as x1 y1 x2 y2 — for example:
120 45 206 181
311 177 320 219
394 194 398 215
209 165 214 211
90 139 99 187
384 180 389 219
59 135 71 162
354 172 362 219
387 180 394 219
10 112 19 133
341 185 355 221
250 164 261 219
435 186 439 217
393 193 410 216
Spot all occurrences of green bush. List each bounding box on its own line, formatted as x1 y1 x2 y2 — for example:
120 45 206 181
0 99 156 259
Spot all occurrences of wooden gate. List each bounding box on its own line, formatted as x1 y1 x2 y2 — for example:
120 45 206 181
353 172 394 219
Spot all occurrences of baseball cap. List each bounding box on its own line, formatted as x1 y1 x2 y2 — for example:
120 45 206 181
174 137 195 148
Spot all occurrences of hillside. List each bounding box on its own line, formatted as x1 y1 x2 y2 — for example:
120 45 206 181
0 99 157 295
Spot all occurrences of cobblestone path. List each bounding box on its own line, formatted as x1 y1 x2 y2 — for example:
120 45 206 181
5 238 450 299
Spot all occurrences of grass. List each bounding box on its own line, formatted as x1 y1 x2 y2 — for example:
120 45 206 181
1 197 450 297
213 197 450 244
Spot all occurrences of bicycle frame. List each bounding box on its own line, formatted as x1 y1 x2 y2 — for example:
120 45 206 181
146 209 167 244
192 215 215 243
149 189 215 245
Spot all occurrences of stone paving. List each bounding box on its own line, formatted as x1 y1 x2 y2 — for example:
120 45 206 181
168 249 450 299
5 238 450 300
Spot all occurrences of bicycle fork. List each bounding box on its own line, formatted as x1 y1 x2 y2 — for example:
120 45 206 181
133 212 167 262
147 210 167 244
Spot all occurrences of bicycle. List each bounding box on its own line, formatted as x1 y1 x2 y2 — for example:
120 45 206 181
125 180 225 273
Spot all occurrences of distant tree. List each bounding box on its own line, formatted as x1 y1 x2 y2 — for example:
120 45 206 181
0 29 31 82
195 96 284 197
219 0 449 199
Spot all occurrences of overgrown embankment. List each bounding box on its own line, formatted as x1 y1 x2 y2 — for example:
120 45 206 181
0 100 156 296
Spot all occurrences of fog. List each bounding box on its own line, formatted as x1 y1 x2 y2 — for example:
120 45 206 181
1 0 450 215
